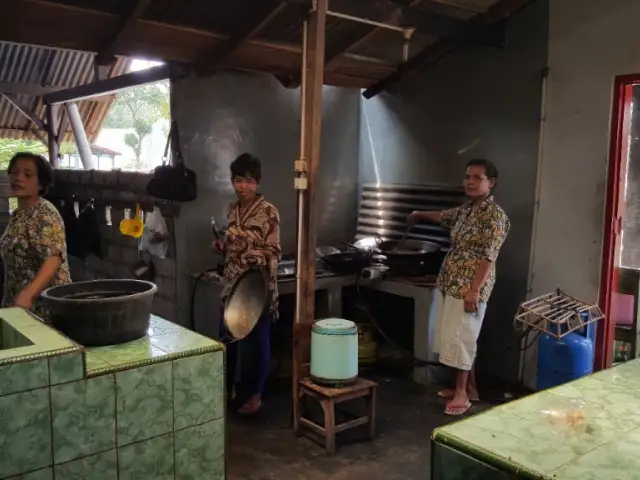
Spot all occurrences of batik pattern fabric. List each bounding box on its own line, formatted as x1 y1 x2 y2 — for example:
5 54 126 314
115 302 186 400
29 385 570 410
221 196 282 317
0 198 72 320
436 196 510 303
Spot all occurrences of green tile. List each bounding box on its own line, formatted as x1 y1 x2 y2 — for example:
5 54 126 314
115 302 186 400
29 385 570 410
1 319 34 349
0 388 52 478
6 467 53 480
432 442 512 480
0 358 48 396
149 315 183 336
175 420 225 480
87 337 167 367
54 450 117 480
173 351 224 430
151 331 220 354
116 362 173 445
51 375 116 464
49 352 84 385
118 434 174 480
84 353 111 373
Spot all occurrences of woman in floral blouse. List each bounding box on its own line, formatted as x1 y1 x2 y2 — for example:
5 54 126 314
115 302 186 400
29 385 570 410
0 152 71 321
408 159 510 416
213 153 281 415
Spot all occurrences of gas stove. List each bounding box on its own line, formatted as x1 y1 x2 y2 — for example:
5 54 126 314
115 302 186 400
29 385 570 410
277 259 330 279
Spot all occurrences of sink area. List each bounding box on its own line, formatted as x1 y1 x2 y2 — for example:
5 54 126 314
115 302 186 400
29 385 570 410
0 307 226 479
0 317 34 350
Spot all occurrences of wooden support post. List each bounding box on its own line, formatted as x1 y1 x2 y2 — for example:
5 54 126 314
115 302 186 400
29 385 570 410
293 0 327 433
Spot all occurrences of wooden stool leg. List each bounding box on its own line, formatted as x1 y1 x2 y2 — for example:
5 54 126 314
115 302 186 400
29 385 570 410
320 399 336 455
294 388 303 436
367 387 377 440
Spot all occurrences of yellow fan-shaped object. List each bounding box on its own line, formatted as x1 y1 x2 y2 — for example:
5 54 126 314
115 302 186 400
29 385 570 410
120 204 144 238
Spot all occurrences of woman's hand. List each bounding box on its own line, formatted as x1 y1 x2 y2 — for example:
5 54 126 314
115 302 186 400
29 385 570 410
407 211 421 225
14 288 36 310
464 289 479 313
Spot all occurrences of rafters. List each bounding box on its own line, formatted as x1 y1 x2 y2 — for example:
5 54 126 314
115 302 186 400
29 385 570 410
96 0 152 66
363 0 539 98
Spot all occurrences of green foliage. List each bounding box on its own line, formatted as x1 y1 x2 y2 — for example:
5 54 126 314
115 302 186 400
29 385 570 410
0 139 76 169
103 81 170 170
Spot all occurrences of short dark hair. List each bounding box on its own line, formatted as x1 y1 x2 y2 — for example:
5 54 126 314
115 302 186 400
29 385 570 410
230 153 262 182
7 152 54 194
467 158 498 180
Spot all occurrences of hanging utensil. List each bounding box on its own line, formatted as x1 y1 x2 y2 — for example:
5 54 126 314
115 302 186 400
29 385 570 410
392 225 413 252
120 204 144 238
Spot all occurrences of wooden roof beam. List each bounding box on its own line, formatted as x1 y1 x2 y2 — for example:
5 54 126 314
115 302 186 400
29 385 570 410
363 0 540 98
196 0 294 75
326 0 426 71
96 0 152 66
1 0 394 88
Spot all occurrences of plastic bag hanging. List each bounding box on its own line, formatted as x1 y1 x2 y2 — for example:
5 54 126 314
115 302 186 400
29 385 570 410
139 207 170 259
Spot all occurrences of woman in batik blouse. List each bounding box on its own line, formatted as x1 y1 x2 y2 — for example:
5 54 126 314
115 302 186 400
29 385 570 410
213 153 281 415
408 158 510 417
0 152 71 321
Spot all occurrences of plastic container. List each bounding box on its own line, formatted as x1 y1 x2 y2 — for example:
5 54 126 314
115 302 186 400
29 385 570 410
537 314 596 390
310 318 358 386
41 279 157 347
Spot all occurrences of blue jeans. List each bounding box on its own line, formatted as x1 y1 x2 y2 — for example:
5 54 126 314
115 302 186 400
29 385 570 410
219 309 271 400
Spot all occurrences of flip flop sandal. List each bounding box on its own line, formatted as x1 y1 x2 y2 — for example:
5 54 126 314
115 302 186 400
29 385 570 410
238 402 265 416
444 401 472 416
438 390 480 402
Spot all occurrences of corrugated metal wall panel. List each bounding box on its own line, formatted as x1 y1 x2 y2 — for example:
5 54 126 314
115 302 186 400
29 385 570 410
0 42 131 143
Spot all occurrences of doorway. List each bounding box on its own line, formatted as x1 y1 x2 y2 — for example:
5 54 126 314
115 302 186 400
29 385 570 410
599 75 640 369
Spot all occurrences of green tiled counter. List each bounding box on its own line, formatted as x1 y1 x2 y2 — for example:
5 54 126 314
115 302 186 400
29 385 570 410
431 359 640 479
0 308 226 480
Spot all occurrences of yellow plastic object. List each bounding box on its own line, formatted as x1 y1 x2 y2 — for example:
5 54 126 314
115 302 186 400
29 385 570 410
357 323 377 366
119 204 144 238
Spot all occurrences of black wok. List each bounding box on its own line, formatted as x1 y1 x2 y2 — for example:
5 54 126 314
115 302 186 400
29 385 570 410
376 239 441 256
321 250 371 274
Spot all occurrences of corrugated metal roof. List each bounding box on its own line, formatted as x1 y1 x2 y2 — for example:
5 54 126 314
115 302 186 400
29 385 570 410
0 42 131 143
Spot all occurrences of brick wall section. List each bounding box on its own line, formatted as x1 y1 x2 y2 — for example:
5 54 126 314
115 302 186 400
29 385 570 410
49 170 180 322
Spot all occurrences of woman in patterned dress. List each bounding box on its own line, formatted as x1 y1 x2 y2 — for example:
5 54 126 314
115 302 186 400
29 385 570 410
408 159 510 416
213 153 281 415
0 152 71 320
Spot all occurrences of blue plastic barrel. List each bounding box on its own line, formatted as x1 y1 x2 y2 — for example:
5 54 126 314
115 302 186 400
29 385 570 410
536 313 596 390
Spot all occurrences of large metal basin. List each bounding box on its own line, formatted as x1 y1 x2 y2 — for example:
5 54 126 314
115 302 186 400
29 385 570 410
41 279 157 346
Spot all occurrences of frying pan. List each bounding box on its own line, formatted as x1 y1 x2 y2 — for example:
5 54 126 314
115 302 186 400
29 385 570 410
223 267 269 341
376 239 441 256
321 249 371 274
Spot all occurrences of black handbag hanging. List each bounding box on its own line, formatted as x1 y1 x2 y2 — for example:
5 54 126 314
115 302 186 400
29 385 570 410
146 120 197 202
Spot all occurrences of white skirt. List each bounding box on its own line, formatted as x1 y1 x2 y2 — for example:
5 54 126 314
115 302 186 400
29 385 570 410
432 291 487 371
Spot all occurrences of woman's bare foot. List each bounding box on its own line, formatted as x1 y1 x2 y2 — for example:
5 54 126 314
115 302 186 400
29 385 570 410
437 388 479 402
238 394 263 415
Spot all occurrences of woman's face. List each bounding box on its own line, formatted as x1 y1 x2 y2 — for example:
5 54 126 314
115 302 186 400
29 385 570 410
9 157 40 199
463 165 495 198
232 175 259 201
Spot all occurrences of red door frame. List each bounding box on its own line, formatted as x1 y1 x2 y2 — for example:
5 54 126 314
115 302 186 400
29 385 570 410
598 74 639 370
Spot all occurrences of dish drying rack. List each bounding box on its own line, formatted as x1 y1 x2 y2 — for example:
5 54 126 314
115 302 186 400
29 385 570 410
514 289 604 339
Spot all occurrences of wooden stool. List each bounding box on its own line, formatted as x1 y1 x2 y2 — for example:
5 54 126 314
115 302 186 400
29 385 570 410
296 377 377 454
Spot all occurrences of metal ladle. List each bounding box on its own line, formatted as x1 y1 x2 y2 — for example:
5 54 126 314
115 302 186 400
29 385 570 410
393 225 413 252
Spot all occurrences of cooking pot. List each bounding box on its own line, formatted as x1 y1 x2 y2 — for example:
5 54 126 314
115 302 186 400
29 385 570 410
321 250 371 274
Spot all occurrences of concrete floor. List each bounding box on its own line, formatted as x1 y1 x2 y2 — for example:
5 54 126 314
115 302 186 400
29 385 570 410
226 372 492 480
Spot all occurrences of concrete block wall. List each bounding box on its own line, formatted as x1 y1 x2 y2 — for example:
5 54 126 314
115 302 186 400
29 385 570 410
49 170 179 321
